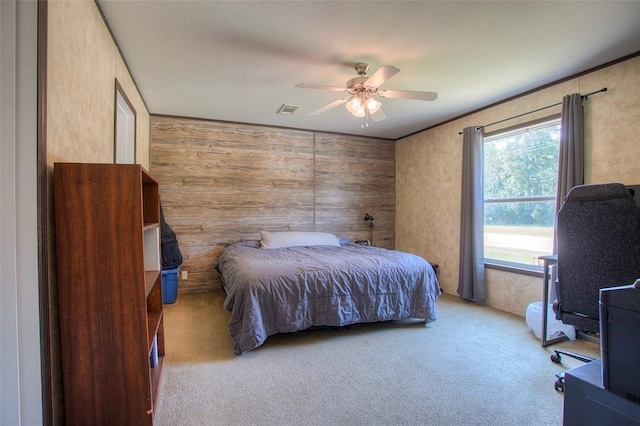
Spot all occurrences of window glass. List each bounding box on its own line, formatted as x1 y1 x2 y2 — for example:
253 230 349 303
483 118 560 267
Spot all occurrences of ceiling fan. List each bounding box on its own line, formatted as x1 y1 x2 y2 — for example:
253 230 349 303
295 63 438 123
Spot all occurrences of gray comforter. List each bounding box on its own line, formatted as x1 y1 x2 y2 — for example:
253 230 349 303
217 241 441 354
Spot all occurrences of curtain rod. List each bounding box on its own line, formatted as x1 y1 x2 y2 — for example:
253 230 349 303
458 87 607 135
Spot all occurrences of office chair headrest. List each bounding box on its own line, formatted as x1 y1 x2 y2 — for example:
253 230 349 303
563 183 635 204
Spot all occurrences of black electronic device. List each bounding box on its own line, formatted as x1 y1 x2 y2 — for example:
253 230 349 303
599 280 640 405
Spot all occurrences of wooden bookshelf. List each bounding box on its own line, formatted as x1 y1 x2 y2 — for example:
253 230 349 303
54 163 164 425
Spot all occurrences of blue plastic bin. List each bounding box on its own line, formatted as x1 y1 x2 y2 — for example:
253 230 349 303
161 267 180 304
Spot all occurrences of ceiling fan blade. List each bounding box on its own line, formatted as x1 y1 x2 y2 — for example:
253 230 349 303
370 108 386 122
309 98 349 115
364 65 400 89
295 83 347 92
377 89 438 101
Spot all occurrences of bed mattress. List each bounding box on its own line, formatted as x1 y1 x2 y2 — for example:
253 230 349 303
217 240 441 354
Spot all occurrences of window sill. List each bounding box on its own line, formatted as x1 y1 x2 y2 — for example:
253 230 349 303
484 260 543 278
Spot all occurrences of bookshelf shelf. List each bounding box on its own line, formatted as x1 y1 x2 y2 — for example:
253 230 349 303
54 163 165 425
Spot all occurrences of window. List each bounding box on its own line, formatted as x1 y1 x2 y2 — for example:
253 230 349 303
483 117 561 269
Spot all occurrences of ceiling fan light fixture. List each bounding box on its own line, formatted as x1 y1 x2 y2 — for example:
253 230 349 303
365 97 381 114
346 97 363 115
298 63 437 124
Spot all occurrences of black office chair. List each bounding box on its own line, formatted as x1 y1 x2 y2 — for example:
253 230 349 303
551 183 640 391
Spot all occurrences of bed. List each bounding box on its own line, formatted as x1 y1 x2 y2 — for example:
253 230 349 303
217 231 441 354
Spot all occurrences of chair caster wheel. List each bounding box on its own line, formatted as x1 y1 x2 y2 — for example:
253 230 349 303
555 373 565 392
551 352 562 363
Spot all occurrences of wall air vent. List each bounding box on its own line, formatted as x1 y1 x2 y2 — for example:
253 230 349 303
277 104 300 115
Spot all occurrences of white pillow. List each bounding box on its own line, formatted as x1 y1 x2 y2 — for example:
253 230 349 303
260 231 341 249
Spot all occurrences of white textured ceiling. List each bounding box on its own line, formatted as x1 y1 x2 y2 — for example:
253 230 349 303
98 1 640 140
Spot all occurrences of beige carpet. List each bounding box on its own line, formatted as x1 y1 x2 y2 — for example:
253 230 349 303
155 291 599 426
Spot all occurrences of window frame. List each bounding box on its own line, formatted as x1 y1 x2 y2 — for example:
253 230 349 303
482 114 561 275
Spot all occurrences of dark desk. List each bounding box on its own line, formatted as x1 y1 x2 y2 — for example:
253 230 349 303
563 360 640 426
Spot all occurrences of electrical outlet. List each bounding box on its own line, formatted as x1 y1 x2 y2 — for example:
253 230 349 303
181 270 188 280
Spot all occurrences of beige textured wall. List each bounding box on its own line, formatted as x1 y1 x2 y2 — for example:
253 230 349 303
47 0 150 168
396 55 640 317
45 1 150 423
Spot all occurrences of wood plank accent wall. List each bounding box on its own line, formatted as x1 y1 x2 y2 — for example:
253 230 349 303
150 115 395 292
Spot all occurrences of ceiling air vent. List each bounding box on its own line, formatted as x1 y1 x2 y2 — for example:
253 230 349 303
277 104 300 115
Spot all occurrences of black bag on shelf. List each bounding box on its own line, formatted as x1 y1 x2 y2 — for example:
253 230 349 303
160 203 183 270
